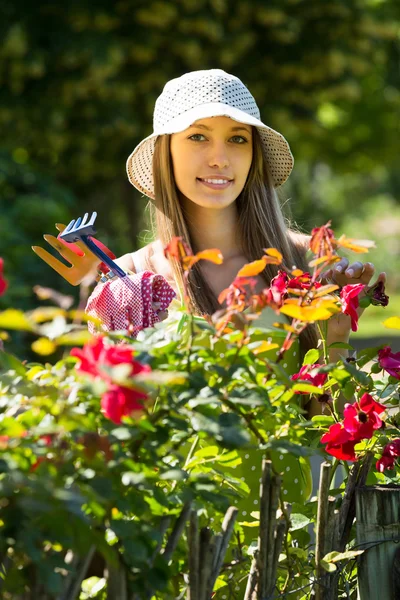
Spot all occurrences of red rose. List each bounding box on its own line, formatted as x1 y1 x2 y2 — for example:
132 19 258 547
101 384 148 424
291 363 327 394
320 423 358 461
70 336 150 381
0 258 8 296
340 283 366 332
263 270 288 309
378 346 400 380
376 438 400 473
343 393 385 441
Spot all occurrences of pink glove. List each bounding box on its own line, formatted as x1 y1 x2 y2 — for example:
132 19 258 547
86 271 176 337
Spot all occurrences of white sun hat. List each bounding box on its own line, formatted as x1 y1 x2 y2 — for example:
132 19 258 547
126 69 294 199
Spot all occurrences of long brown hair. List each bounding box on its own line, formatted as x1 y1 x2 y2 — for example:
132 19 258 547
150 128 318 353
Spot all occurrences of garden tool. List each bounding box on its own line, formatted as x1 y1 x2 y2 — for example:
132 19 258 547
32 213 124 286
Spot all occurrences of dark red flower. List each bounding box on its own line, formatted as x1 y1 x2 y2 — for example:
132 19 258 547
376 438 400 472
70 336 150 381
340 283 366 332
0 258 8 296
291 363 328 394
367 280 389 307
101 384 148 424
378 346 400 380
321 423 358 461
343 393 385 440
287 272 321 291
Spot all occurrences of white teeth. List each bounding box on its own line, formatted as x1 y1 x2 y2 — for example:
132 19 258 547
202 178 230 184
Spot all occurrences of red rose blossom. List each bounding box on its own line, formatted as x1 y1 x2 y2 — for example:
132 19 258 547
343 393 385 440
291 363 328 394
378 346 400 380
376 438 400 473
320 423 358 461
70 336 150 381
340 283 366 332
101 384 148 424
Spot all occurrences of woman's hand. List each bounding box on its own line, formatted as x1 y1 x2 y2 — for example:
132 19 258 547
324 258 386 341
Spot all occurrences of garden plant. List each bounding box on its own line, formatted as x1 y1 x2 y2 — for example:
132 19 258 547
0 224 399 599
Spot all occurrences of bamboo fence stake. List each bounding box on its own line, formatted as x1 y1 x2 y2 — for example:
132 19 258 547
338 452 373 552
315 461 332 600
257 459 272 599
162 501 192 563
244 551 258 600
269 513 288 598
209 506 238 593
265 474 281 597
188 510 200 600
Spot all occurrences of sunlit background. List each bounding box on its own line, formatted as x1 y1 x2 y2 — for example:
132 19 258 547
1 0 399 352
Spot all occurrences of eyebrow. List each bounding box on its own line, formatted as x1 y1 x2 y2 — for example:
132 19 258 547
189 123 252 134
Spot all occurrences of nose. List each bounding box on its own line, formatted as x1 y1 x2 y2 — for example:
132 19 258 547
208 141 230 169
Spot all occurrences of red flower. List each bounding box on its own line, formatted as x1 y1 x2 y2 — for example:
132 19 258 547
340 283 366 332
287 272 321 291
343 393 385 440
320 423 358 461
260 271 288 311
378 346 400 380
291 363 328 394
0 258 8 296
70 336 150 381
101 384 147 424
376 439 400 473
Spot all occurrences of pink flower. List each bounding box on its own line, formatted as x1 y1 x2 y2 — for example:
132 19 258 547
343 393 385 440
378 346 400 380
376 439 400 472
101 385 147 424
291 363 328 394
0 258 8 296
340 283 366 332
321 423 358 461
70 336 150 381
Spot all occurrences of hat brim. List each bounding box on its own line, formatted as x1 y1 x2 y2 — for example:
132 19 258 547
126 102 294 199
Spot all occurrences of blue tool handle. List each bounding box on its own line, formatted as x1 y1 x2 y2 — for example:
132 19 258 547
82 235 127 279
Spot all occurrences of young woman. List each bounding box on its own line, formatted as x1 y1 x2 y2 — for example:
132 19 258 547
91 69 379 365
86 70 383 591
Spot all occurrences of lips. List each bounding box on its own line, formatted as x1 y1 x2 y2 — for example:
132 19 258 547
197 178 233 190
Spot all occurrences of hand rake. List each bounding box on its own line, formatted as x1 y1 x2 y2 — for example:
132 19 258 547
32 212 127 286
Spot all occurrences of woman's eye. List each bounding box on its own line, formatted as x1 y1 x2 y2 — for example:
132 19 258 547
188 134 206 141
231 136 248 144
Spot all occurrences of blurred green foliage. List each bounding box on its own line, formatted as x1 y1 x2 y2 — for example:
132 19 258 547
0 0 399 310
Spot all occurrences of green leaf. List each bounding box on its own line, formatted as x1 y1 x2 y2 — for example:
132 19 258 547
292 383 324 395
324 550 364 563
328 342 353 350
311 415 334 426
290 513 312 531
302 348 320 365
159 469 187 481
320 559 337 572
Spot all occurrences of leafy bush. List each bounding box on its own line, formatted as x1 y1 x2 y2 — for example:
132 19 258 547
0 225 399 599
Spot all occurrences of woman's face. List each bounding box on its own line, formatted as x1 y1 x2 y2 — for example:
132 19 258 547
170 116 253 210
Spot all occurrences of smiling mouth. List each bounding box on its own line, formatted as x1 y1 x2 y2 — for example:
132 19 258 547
197 178 233 189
